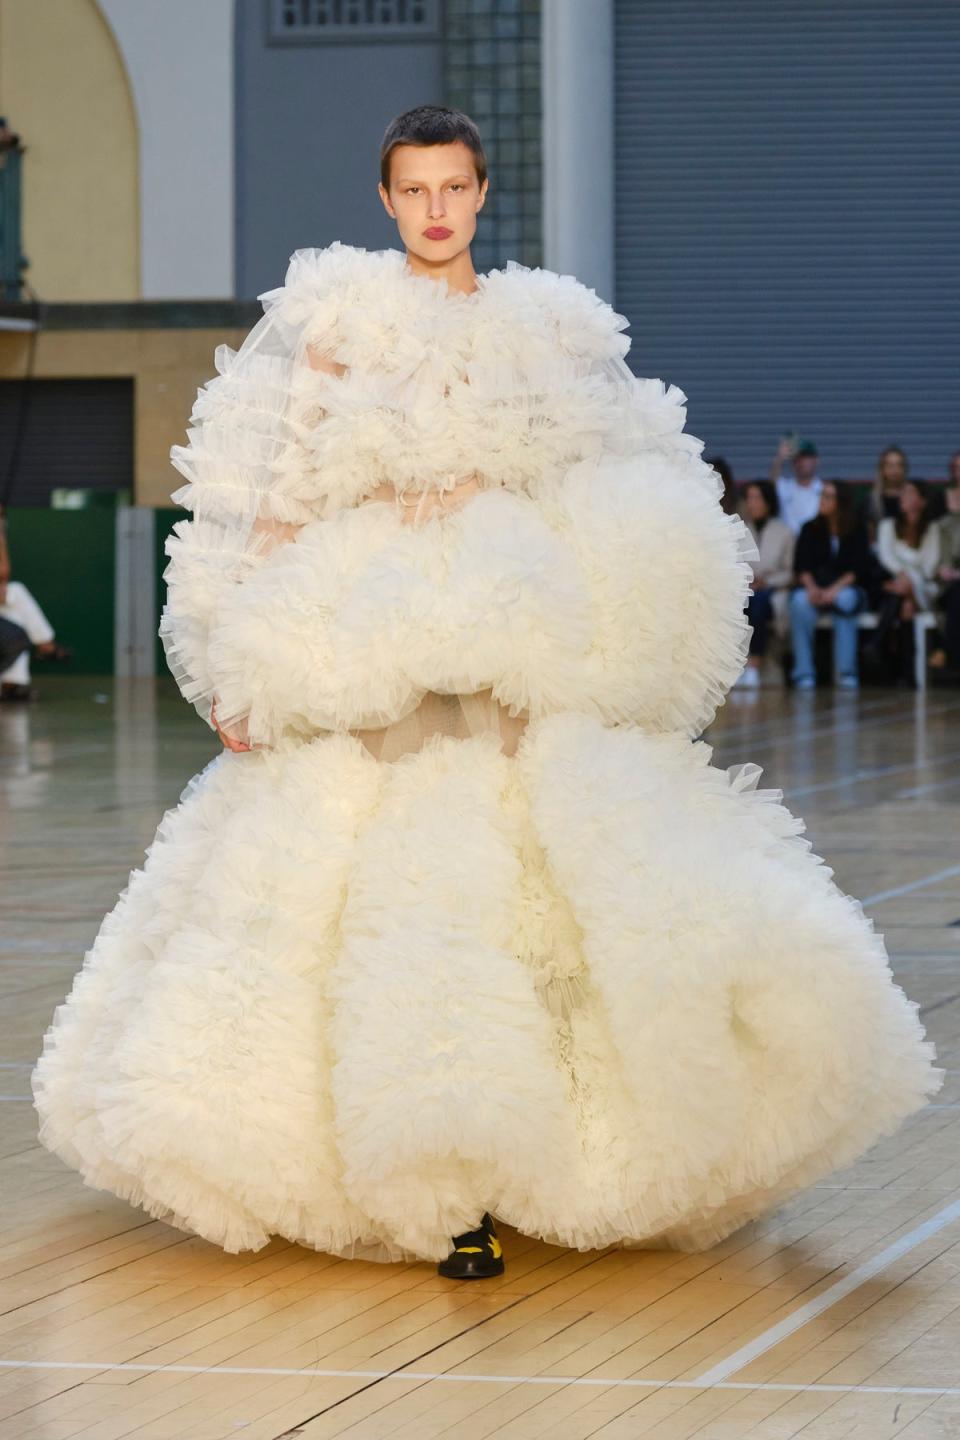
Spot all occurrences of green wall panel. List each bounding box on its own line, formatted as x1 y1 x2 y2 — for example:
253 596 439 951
4 507 116 675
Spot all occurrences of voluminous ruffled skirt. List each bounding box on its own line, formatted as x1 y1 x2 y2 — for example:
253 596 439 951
31 713 941 1262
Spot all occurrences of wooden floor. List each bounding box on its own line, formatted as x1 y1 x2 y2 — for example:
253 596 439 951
2 677 960 1440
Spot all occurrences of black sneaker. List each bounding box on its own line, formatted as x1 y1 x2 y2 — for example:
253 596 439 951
437 1212 504 1280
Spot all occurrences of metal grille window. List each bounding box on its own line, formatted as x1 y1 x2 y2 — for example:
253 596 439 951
444 0 542 272
268 0 441 43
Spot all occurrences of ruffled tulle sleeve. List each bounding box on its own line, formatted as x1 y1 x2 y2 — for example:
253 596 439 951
199 454 756 749
158 245 365 734
459 262 718 501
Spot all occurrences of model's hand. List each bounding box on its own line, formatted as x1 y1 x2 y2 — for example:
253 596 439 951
210 700 252 752
363 474 482 525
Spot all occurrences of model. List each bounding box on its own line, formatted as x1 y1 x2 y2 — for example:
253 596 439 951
32 107 942 1282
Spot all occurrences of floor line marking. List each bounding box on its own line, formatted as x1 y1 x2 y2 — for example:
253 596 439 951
895 775 960 800
692 1197 960 1387
860 864 960 908
919 992 960 1018
784 747 960 800
713 699 960 758
0 1358 959 1397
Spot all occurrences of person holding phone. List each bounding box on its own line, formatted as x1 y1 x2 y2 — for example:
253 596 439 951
770 434 824 536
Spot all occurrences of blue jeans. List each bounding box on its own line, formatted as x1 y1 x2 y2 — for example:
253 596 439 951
789 585 866 683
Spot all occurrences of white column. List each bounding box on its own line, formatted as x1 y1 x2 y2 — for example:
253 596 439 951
541 0 615 297
114 506 157 677
98 0 235 299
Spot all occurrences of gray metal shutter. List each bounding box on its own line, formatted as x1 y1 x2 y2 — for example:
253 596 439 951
0 378 134 506
613 0 960 479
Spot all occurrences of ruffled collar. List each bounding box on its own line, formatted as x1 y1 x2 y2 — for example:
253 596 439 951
397 253 489 305
263 241 632 386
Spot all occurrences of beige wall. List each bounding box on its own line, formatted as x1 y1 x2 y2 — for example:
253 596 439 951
0 0 139 300
0 328 248 506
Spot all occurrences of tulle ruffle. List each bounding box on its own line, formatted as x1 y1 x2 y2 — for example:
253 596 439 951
31 715 942 1261
197 458 755 745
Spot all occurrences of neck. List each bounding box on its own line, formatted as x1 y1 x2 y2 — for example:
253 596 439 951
404 248 480 296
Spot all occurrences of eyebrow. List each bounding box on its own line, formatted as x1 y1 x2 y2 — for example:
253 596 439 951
396 173 473 184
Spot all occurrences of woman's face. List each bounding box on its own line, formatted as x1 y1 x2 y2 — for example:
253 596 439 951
379 141 487 263
899 482 925 522
880 450 907 487
744 485 769 522
819 483 838 518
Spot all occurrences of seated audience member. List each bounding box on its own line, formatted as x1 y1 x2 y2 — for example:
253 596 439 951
733 480 795 688
867 444 910 536
931 457 960 673
874 480 941 686
769 435 823 535
705 454 740 517
789 481 871 691
0 517 70 700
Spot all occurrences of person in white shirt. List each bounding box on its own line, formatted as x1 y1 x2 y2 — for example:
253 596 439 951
873 480 941 686
0 581 59 698
877 481 941 613
0 517 65 700
769 436 824 535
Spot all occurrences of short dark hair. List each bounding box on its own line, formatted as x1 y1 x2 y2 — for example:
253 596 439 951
380 105 488 191
744 479 780 518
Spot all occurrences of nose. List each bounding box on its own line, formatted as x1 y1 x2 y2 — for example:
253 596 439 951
428 193 447 219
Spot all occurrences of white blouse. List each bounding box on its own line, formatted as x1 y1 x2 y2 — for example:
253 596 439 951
877 517 941 610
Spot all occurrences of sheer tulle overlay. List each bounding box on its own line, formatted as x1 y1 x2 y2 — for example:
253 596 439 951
32 243 942 1261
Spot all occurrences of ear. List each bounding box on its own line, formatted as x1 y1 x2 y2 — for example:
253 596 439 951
476 177 488 212
378 181 396 219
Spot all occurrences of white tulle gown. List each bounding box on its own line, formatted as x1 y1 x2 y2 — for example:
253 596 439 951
31 242 942 1262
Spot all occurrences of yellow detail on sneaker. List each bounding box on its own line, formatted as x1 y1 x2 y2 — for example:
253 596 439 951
489 1236 502 1259
456 1245 483 1253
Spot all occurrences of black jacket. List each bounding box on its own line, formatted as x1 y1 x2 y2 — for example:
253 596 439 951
794 518 871 589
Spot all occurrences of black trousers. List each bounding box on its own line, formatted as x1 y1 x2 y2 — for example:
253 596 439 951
0 616 31 674
942 582 960 668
